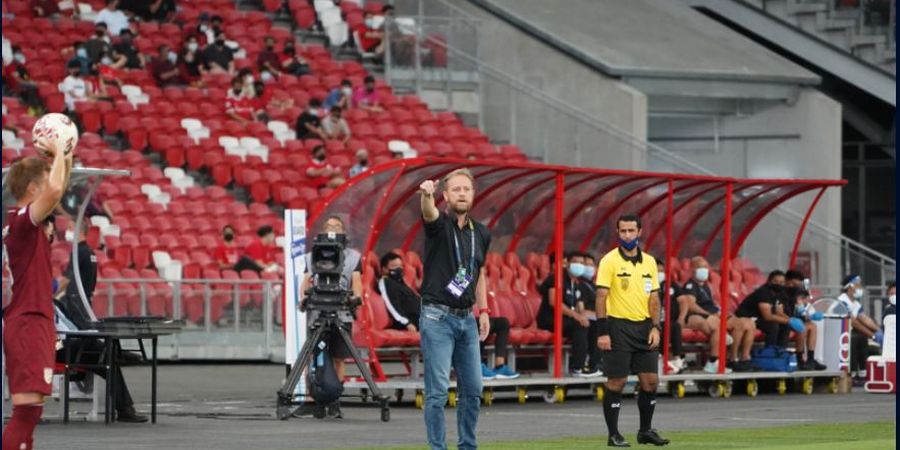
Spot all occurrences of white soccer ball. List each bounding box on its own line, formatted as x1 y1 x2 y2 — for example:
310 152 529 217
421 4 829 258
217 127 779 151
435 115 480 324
32 113 78 158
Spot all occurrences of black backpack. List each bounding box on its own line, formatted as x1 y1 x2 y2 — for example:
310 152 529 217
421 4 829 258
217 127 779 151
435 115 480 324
308 336 343 405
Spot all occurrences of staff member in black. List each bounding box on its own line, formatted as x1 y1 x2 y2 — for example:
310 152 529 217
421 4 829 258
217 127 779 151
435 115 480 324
418 169 491 450
595 214 669 447
55 221 97 329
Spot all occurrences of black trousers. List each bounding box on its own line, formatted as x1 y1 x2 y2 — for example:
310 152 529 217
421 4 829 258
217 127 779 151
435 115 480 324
480 316 510 362
758 319 791 347
665 319 683 357
56 338 134 410
233 256 264 273
850 330 869 373
587 320 603 371
539 316 588 371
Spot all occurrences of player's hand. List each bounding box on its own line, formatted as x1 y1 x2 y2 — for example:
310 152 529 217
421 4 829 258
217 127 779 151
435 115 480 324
478 312 490 342
419 179 436 196
576 313 590 328
597 335 611 351
406 323 417 332
33 135 55 159
648 327 660 349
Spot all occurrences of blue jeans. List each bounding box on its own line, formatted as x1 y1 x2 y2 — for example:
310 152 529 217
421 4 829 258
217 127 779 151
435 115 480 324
420 304 483 450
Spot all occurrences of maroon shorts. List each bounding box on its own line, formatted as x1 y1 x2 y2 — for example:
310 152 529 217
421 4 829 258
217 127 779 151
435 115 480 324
3 314 56 396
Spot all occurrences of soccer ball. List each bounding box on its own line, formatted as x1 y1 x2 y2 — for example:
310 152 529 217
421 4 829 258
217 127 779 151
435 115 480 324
32 113 78 158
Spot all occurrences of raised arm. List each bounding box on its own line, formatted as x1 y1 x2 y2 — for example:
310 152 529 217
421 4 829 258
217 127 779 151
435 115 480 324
31 140 74 223
419 179 439 223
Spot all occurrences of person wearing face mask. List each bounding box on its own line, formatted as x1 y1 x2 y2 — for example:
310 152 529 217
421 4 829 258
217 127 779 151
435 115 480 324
85 23 113 64
305 144 346 188
203 32 235 74
354 11 385 62
536 252 596 377
279 41 310 76
735 270 805 351
349 149 370 178
322 106 351 144
251 81 271 122
150 44 181 87
51 222 97 329
837 274 882 385
213 225 241 270
378 252 423 332
2 47 42 112
225 77 255 123
681 257 757 373
178 36 206 87
113 29 144 69
295 98 327 140
784 270 826 371
66 42 93 76
256 36 282 77
883 281 896 325
94 0 130 36
353 75 384 112
60 60 93 112
323 79 353 111
578 252 604 375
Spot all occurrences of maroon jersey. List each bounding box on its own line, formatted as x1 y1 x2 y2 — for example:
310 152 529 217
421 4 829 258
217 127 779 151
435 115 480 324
3 204 53 319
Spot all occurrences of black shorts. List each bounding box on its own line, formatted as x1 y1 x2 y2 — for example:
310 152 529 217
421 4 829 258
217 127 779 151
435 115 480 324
324 324 353 359
603 317 658 378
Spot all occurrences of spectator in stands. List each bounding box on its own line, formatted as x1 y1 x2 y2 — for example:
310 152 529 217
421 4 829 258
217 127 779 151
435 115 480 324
295 98 326 140
66 42 93 76
656 260 685 374
353 75 383 112
382 5 415 65
883 280 896 324
237 68 257 98
279 41 311 76
119 0 176 22
349 149 369 178
213 225 241 270
306 144 346 188
837 274 881 385
32 0 60 17
113 29 145 69
2 47 43 113
99 48 129 71
378 252 421 331
178 35 206 87
234 226 281 274
355 11 385 61
784 270 826 371
323 79 353 111
60 60 94 112
256 36 282 78
681 257 757 372
579 252 603 374
203 33 235 75
537 252 597 377
95 0 131 36
150 44 180 87
252 81 271 123
85 22 113 64
322 106 351 144
225 77 256 123
193 12 213 46
210 15 225 41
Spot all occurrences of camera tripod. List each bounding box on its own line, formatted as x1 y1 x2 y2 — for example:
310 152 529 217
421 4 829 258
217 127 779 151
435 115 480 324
276 310 390 422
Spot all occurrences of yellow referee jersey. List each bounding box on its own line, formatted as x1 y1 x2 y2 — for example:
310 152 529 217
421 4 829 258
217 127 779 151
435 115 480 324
595 247 658 321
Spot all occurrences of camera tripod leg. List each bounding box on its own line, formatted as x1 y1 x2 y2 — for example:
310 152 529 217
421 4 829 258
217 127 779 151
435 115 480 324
276 324 327 420
336 325 391 422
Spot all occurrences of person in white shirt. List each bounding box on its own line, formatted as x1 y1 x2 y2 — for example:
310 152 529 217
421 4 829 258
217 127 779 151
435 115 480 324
60 61 92 111
94 0 130 36
838 274 882 386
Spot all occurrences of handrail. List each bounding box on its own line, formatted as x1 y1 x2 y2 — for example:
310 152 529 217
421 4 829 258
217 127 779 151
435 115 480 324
391 26 896 269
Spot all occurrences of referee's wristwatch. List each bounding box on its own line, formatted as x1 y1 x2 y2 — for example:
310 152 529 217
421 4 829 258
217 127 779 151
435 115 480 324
652 324 662 332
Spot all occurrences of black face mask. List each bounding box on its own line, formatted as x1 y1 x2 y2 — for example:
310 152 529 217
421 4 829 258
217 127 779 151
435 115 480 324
284 47 295 55
95 30 105 37
388 268 404 281
224 232 234 242
359 159 368 166
215 40 225 47
314 152 325 160
784 286 799 299
265 45 274 51
769 284 784 293
233 88 242 95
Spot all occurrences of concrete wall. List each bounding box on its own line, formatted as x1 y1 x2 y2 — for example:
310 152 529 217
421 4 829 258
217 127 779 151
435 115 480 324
648 88 844 283
445 0 648 170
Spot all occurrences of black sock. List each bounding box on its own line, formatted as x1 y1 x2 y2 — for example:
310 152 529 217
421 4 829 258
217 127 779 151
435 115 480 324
603 389 623 436
637 390 656 432
709 356 718 363
807 350 815 362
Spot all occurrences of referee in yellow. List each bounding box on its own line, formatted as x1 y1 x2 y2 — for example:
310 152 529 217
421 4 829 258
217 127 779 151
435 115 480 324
595 214 669 447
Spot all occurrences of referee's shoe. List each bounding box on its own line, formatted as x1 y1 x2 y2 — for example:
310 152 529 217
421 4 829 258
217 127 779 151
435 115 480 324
636 429 670 446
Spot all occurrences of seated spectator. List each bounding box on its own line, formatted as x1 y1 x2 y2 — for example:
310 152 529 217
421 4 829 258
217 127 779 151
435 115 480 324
295 98 325 140
85 22 113 64
2 47 43 113
119 0 176 22
377 252 421 331
306 144 345 188
537 252 597 377
99 48 129 71
209 15 225 43
837 274 882 385
32 0 60 17
225 77 256 123
323 79 353 111
883 280 896 324
203 33 235 74
60 60 94 111
237 68 257 98
95 0 131 36
66 42 93 76
735 270 797 346
178 35 206 87
580 252 604 374
782 273 827 371
234 226 282 274
150 44 181 87
353 75 383 112
193 12 213 47
680 256 756 373
113 29 145 69
213 225 241 270
251 81 272 122
322 106 351 143
279 41 310 76
354 11 385 60
349 149 369 178
256 36 282 78
54 302 149 422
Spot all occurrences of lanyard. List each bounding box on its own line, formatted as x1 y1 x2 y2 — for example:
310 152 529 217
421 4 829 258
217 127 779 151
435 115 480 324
452 219 476 275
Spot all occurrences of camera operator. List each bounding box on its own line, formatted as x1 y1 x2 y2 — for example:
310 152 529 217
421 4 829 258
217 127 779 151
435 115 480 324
295 216 362 419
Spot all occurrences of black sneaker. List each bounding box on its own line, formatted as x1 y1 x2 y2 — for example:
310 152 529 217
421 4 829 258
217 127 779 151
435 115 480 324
326 401 343 419
291 403 324 418
809 360 827 371
852 376 866 387
116 407 148 423
607 433 631 447
636 429 670 446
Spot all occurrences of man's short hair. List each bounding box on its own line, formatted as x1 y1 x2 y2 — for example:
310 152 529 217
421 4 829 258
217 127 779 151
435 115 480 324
441 168 474 190
888 280 896 290
325 215 344 227
581 252 595 262
380 251 401 268
340 79 352 87
257 225 274 237
767 270 786 283
616 214 642 230
364 75 375 84
785 270 805 282
6 156 50 201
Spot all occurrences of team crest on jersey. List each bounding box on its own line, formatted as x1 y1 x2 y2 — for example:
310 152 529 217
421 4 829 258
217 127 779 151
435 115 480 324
621 278 629 290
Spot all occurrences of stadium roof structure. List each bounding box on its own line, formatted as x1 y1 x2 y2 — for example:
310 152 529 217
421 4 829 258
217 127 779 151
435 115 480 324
310 158 845 376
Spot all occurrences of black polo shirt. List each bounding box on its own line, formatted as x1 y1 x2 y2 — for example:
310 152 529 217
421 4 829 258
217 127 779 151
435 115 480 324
64 241 97 300
680 279 718 315
736 284 784 319
420 211 490 309
536 274 586 329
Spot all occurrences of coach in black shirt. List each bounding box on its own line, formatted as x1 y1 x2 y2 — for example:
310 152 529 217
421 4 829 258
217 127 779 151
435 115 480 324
418 169 490 450
56 222 97 329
